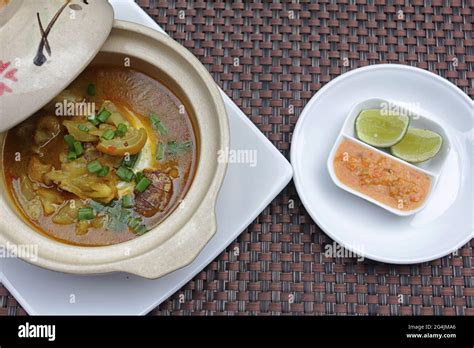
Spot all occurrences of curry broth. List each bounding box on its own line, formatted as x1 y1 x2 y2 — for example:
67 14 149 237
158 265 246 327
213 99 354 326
2 67 197 246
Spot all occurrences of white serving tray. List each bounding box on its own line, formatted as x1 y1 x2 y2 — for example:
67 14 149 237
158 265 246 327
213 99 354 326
0 0 292 315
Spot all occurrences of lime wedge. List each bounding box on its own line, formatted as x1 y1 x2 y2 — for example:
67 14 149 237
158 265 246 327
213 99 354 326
355 109 410 147
390 128 443 163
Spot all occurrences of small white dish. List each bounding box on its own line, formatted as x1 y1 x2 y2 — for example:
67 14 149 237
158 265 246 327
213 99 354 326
327 98 450 216
0 0 293 315
291 64 473 264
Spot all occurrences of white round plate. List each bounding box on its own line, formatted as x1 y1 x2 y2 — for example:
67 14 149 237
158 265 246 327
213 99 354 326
291 64 473 264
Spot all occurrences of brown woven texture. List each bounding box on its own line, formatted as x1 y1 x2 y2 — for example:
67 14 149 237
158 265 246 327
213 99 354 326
1 0 473 316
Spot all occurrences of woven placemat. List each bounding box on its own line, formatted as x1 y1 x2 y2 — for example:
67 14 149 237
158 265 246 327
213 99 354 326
1 0 472 316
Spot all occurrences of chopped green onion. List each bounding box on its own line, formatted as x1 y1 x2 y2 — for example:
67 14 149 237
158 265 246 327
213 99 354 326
167 140 192 155
122 194 134 208
119 209 132 224
116 123 127 137
73 141 84 156
135 177 151 193
116 166 135 182
89 200 105 212
97 109 111 123
64 134 76 149
87 83 96 96
122 154 138 168
128 217 141 229
77 124 89 133
150 112 159 124
150 112 168 135
102 129 115 140
87 160 109 177
167 141 177 154
78 207 94 221
156 142 164 161
104 201 128 231
97 166 110 177
88 114 100 126
135 224 148 235
87 160 103 174
134 171 145 184
67 151 77 161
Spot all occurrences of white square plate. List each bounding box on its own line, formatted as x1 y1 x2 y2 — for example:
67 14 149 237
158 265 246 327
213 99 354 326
0 0 292 315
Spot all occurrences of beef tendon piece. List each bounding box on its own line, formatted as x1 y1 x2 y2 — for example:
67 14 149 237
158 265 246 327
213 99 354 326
135 171 173 217
34 115 61 147
28 156 52 184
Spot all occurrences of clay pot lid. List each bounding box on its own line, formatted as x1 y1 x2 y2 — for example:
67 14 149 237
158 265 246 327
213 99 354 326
0 0 114 132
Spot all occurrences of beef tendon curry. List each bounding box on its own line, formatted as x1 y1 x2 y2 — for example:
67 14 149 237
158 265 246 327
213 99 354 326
2 67 197 246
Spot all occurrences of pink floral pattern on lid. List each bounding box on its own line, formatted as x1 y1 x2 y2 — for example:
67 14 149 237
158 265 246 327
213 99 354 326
0 60 17 96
